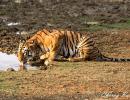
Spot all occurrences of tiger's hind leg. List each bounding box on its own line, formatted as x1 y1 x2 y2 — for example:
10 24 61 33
67 46 91 62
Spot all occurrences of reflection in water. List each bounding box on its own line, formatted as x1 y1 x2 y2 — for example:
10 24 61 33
0 52 39 71
0 52 20 71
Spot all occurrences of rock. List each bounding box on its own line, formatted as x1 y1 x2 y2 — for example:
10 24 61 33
39 66 47 70
87 21 100 25
6 68 15 72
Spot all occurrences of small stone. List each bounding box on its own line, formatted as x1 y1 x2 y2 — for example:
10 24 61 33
47 23 54 27
6 68 15 72
39 66 47 70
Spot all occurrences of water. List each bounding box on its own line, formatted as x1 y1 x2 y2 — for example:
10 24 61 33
0 52 38 71
0 52 20 71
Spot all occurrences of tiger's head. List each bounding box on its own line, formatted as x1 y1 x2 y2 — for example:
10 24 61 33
17 39 41 64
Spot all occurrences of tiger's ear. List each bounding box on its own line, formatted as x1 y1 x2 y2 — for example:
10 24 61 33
27 40 37 45
26 36 31 40
32 40 38 44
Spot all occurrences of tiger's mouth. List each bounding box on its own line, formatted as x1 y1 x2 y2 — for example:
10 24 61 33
22 50 33 64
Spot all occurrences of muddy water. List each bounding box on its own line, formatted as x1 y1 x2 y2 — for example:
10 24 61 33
0 52 38 71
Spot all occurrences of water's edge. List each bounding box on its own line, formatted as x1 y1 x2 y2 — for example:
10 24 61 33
0 52 38 71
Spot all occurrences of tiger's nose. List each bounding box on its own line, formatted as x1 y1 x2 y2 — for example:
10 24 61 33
28 57 33 61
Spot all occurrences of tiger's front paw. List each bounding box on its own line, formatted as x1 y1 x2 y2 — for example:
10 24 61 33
19 63 27 71
67 57 74 62
44 60 49 66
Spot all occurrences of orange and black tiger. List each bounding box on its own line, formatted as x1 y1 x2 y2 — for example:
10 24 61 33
17 29 53 70
17 29 130 70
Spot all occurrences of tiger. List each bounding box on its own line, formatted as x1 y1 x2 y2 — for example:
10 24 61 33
17 29 130 70
17 29 53 70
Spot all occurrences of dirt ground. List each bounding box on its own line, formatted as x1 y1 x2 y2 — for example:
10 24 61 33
0 1 130 100
0 61 130 100
0 0 130 32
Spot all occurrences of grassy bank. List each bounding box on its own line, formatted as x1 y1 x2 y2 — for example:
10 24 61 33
82 19 130 32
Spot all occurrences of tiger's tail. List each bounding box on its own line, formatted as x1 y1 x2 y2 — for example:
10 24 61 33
99 55 130 62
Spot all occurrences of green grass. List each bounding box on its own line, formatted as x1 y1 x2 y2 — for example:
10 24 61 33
81 19 130 32
102 20 130 29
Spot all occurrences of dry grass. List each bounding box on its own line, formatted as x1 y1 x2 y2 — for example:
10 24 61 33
0 61 130 100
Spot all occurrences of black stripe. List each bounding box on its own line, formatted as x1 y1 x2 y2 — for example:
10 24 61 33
68 31 74 53
42 29 50 35
75 32 80 42
71 31 77 54
71 31 77 44
66 31 70 57
114 58 119 62
86 40 94 47
121 59 125 61
37 33 45 41
64 31 69 57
